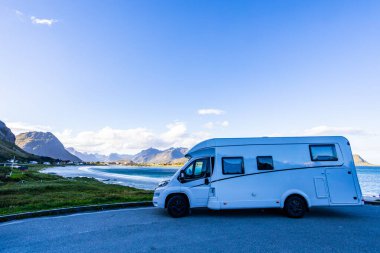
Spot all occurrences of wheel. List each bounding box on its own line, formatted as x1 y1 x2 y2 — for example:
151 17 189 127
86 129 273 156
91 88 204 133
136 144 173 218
167 195 189 218
284 195 307 218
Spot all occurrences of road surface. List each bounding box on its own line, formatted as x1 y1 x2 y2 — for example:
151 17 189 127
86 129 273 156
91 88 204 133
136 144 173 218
1 206 379 253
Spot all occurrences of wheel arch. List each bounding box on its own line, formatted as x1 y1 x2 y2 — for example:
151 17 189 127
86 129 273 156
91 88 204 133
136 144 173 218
280 190 311 209
165 192 191 208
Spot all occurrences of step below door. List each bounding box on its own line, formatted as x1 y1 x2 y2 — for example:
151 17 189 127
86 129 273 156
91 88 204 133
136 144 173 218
325 169 358 204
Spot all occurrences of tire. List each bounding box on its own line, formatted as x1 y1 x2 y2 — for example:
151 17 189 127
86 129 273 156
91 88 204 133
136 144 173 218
167 195 189 218
284 195 307 218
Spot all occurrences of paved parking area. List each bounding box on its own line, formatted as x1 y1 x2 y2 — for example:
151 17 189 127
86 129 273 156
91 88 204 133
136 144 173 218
1 205 379 253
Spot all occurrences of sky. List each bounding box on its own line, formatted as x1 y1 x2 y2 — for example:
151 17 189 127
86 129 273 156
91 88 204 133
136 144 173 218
1 0 380 162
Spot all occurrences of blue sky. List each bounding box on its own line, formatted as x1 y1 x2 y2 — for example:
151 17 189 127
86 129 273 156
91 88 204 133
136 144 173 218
1 1 380 162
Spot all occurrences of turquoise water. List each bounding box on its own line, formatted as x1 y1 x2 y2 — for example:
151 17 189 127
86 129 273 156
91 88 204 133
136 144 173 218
356 166 380 197
93 166 177 178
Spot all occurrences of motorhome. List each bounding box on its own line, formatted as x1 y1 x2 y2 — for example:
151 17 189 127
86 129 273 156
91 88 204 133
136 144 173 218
153 136 363 218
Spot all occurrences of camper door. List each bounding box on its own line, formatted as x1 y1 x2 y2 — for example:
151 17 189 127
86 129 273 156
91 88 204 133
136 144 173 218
180 157 211 207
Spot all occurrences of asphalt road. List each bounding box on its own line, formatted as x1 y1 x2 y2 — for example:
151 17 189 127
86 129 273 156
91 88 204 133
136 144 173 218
1 206 379 253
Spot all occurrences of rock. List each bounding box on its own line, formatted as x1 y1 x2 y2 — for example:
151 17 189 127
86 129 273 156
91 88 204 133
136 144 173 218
0 120 16 143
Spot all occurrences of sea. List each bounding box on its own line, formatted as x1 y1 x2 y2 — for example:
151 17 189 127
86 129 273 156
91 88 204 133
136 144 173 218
42 165 380 197
356 166 380 197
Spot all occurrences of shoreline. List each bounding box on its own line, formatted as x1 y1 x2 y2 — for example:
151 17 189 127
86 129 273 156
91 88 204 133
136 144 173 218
41 165 179 190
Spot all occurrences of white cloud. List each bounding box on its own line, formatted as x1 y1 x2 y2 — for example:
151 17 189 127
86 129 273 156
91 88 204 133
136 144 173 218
160 122 187 143
303 126 373 136
30 16 58 26
13 10 58 26
203 121 229 129
8 122 52 135
55 122 210 155
198 108 225 115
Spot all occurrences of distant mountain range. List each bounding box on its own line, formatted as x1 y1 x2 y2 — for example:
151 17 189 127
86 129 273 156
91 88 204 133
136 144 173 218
66 147 132 163
1 119 187 164
67 147 188 164
1 119 378 166
16 132 81 162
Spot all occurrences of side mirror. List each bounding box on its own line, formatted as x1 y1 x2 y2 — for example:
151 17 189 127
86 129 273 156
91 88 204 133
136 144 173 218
180 171 185 181
205 178 209 185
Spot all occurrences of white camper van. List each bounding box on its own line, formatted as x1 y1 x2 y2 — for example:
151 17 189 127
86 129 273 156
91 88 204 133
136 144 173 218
153 137 363 218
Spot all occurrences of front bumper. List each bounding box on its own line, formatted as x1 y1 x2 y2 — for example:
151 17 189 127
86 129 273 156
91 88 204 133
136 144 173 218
153 196 159 207
153 189 165 208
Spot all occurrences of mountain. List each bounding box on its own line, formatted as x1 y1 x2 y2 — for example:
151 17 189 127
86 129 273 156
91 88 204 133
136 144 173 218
353 154 375 166
0 121 55 163
109 153 133 162
16 132 81 162
146 147 188 164
0 120 16 143
132 147 188 164
132 148 161 163
66 148 133 162
66 147 104 162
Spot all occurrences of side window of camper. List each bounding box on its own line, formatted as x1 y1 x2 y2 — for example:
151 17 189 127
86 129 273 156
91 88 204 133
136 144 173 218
184 163 194 178
309 144 338 161
183 158 210 180
194 159 208 177
222 157 244 174
257 156 274 170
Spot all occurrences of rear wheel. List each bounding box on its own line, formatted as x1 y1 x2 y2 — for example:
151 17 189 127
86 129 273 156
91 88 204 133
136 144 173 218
167 195 189 218
284 195 307 218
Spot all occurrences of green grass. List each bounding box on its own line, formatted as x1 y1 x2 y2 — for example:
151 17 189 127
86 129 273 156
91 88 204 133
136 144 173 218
0 167 153 215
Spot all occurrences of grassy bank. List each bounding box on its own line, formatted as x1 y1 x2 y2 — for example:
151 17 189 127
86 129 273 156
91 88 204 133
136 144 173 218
0 166 153 215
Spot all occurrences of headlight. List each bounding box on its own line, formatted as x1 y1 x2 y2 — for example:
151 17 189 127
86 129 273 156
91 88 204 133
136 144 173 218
158 180 169 188
154 192 160 197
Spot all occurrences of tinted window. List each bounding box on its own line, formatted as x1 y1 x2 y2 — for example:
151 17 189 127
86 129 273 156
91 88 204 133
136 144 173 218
184 163 194 178
194 160 207 177
183 158 210 180
222 157 244 174
310 145 338 161
257 156 274 170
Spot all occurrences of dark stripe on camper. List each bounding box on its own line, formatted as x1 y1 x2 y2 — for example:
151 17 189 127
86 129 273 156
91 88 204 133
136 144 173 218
189 164 344 188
